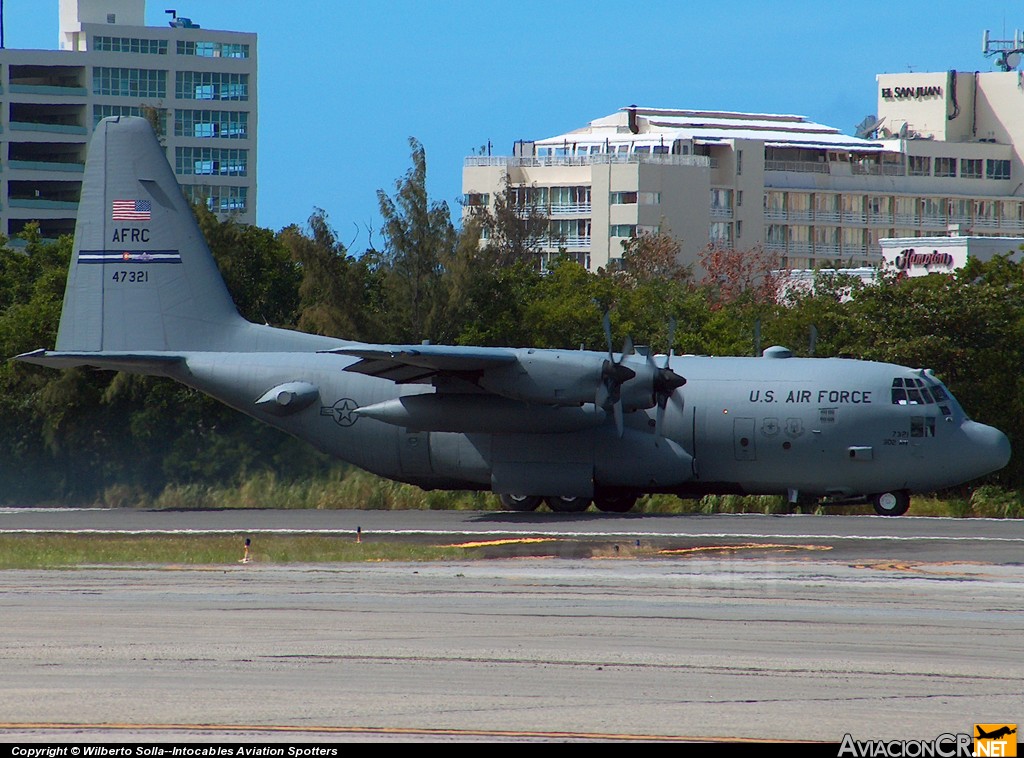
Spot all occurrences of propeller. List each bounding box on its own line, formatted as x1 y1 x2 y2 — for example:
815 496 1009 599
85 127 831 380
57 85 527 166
597 312 636 437
649 318 686 437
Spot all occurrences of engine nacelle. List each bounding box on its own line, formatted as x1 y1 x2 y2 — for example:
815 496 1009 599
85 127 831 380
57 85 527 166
479 350 605 406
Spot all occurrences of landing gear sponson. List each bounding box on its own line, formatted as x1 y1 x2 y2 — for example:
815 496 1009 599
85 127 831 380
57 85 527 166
500 490 913 515
499 493 640 513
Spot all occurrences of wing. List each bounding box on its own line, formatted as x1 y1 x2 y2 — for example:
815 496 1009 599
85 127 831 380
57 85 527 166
322 344 518 384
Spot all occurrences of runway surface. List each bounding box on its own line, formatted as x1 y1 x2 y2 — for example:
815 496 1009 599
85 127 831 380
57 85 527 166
1 510 1022 742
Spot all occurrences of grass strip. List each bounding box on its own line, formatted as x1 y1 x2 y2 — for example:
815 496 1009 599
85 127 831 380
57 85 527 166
0 534 469 569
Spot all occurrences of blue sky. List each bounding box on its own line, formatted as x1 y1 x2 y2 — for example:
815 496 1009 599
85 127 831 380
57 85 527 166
4 1 1022 250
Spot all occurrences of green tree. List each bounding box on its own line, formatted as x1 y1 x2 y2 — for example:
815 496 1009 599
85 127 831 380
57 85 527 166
376 137 457 342
193 203 301 327
614 228 692 286
467 178 549 269
279 208 376 340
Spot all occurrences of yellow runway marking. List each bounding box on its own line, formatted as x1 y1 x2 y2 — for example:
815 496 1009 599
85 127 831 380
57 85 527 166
659 543 833 556
851 560 998 577
447 537 560 549
0 722 815 743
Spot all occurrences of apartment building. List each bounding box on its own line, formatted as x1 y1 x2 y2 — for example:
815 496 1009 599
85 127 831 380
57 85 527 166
0 0 256 243
464 69 1024 272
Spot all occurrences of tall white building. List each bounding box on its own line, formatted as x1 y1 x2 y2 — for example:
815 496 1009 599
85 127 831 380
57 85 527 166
464 69 1024 272
0 0 256 243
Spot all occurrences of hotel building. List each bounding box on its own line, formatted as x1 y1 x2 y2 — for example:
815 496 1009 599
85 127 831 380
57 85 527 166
463 69 1024 272
0 0 256 242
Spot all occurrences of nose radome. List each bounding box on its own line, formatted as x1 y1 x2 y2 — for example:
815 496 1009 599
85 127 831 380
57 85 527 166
962 421 1011 477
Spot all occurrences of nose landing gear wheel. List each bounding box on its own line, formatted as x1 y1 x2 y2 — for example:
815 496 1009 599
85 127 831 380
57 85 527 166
871 490 910 516
499 494 542 512
545 495 592 513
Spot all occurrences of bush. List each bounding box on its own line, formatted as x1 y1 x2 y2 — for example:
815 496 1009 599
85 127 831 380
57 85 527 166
969 485 1024 518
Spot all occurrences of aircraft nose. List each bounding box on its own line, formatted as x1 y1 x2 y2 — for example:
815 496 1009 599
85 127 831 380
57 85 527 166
960 420 1011 478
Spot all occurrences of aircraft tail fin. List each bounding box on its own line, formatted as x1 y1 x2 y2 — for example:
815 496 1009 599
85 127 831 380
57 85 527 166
55 115 250 354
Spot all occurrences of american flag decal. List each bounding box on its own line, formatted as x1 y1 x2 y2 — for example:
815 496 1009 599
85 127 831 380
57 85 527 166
112 199 151 221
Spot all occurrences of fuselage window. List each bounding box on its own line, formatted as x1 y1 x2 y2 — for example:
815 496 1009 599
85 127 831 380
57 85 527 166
911 416 936 438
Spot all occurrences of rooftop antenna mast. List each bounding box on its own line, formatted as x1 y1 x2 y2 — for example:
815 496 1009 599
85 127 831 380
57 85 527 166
983 29 1024 71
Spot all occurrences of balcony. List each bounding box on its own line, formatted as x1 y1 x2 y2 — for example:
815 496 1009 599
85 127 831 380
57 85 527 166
8 198 78 210
710 206 733 219
9 84 88 97
546 235 591 249
765 160 829 174
549 202 591 216
852 163 906 177
815 211 841 223
8 160 84 173
842 212 868 224
464 154 711 169
9 121 88 136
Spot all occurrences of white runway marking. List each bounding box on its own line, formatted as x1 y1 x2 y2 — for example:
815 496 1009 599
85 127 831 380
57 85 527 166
1 527 1023 543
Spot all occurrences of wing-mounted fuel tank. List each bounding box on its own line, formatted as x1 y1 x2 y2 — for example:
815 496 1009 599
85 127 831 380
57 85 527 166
355 393 607 434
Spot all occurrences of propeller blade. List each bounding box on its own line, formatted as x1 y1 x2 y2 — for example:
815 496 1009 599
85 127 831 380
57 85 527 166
655 401 666 438
613 400 624 437
655 390 685 439
602 311 614 359
663 317 677 370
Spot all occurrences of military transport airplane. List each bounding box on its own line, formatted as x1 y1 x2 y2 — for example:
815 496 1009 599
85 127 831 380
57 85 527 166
16 117 1012 515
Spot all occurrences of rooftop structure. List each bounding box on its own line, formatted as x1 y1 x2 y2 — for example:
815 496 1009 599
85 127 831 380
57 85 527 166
464 69 1024 273
0 0 256 243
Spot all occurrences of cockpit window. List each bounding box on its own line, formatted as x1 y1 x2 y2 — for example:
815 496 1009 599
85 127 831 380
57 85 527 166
891 376 955 417
892 378 927 404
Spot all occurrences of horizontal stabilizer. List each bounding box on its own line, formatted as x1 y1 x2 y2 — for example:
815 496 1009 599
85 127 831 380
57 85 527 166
16 349 185 375
326 344 517 383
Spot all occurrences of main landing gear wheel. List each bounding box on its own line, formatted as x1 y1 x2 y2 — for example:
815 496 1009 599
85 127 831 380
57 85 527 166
545 495 592 513
499 494 542 512
871 490 910 516
594 494 639 513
